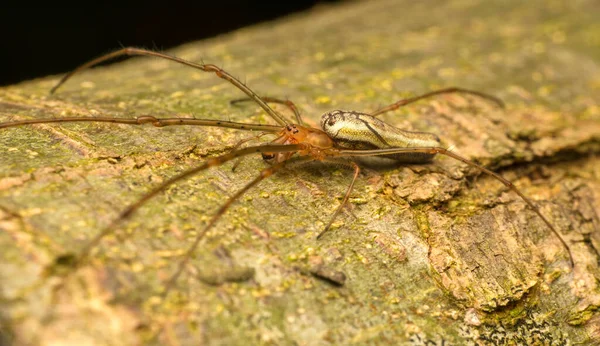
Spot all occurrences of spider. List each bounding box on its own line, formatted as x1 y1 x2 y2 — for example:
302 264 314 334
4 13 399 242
0 47 574 293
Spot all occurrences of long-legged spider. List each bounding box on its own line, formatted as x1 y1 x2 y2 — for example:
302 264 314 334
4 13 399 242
0 47 574 293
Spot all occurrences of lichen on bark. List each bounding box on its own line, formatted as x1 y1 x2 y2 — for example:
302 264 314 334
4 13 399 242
1 0 600 345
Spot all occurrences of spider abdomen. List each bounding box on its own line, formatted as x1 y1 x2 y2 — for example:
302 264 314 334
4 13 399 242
320 110 440 163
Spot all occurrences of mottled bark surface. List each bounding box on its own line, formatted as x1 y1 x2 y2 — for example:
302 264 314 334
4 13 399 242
1 0 600 345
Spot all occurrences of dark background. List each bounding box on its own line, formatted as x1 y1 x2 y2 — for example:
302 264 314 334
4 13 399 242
1 1 342 86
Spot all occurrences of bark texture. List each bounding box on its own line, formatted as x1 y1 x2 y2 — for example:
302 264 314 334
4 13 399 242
1 0 600 345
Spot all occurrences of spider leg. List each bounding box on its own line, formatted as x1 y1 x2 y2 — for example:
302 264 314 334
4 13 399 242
335 146 574 268
0 115 282 132
230 96 303 125
164 156 315 294
72 144 304 265
316 160 360 240
49 47 290 126
369 87 504 116
229 132 274 172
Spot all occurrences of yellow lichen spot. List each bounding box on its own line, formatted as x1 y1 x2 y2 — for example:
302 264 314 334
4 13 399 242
326 291 339 299
314 52 326 61
437 67 456 78
156 249 186 258
380 79 392 91
210 84 228 92
272 231 296 238
356 252 368 264
317 71 331 79
26 150 39 157
537 86 551 97
315 96 331 105
260 192 269 198
350 197 367 205
251 288 271 298
276 78 289 85
391 68 407 79
170 91 185 98
118 101 127 109
215 304 225 314
582 105 599 118
328 220 344 230
131 262 144 273
147 296 163 306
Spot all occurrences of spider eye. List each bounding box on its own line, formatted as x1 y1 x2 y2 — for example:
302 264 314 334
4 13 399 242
327 117 336 126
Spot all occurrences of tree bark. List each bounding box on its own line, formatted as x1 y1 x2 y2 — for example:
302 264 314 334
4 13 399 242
1 0 599 345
